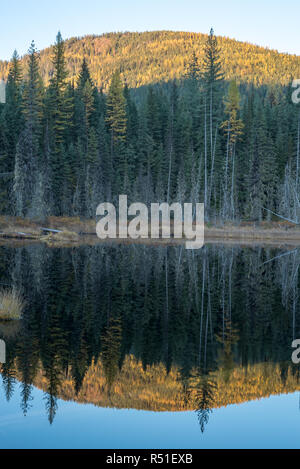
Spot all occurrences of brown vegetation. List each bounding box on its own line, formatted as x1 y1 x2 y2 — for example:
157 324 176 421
41 230 80 244
1 216 300 246
15 355 300 412
0 289 24 321
1 31 299 89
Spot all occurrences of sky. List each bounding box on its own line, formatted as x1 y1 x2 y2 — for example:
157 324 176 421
0 0 299 61
1 385 300 449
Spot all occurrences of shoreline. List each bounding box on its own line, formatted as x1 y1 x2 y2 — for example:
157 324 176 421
1 216 300 247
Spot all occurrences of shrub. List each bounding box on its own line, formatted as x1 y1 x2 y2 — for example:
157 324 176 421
0 289 24 321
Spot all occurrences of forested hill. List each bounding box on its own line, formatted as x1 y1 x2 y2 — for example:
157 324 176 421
2 30 300 223
1 31 300 89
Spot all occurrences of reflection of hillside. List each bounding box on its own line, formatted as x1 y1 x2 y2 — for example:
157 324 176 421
20 356 300 412
1 243 300 424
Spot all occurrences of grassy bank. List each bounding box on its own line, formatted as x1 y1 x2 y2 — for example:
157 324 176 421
1 216 300 245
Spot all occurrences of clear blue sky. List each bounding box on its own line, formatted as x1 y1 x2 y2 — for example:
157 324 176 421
0 0 299 61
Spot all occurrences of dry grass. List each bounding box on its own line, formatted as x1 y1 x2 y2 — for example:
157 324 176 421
42 230 80 244
2 215 300 245
46 217 96 234
54 230 80 242
0 289 24 321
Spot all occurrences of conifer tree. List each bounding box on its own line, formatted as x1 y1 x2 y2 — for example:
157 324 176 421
106 70 127 146
0 51 23 212
22 41 43 138
186 51 201 82
106 70 127 194
4 50 23 164
13 42 44 217
203 29 224 212
221 80 244 219
49 32 73 150
48 32 74 214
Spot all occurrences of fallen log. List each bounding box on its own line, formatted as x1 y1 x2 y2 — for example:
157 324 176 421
262 207 300 225
40 228 63 234
0 232 39 240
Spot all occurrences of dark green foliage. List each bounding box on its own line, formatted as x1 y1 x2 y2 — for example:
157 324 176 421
1 243 300 424
0 31 299 221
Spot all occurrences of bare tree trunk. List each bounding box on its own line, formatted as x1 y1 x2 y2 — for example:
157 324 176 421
297 113 300 193
223 122 231 219
262 207 300 225
210 84 213 162
230 145 236 220
167 141 173 205
167 102 174 205
199 255 206 364
208 124 218 214
204 99 208 210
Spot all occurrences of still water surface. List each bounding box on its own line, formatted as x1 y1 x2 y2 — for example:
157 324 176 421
0 242 300 449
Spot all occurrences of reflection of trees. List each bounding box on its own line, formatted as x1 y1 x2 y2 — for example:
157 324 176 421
16 310 40 416
0 324 19 402
216 316 239 383
71 334 89 395
0 243 300 424
277 249 300 341
1 363 16 402
102 316 122 392
44 393 58 426
189 369 216 434
196 376 216 434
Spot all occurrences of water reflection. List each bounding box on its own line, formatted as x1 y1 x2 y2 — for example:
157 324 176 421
0 243 300 432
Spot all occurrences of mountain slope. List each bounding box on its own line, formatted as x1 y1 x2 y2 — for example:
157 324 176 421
1 31 300 90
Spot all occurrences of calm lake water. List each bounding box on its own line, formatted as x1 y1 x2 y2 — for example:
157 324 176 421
1 242 300 449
